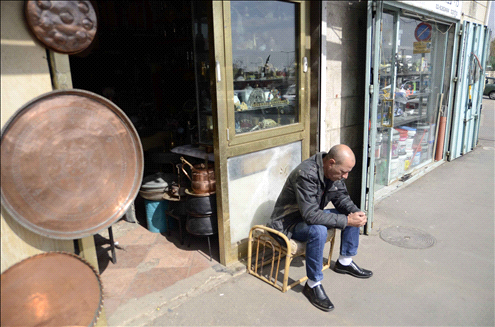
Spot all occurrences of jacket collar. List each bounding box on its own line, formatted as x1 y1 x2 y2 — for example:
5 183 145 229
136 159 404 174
316 152 327 185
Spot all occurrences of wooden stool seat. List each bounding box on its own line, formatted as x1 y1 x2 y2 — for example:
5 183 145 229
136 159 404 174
247 225 335 293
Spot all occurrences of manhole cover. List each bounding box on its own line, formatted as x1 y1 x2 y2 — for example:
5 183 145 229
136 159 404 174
380 226 436 249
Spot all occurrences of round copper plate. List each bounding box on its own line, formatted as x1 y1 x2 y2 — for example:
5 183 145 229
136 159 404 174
25 1 97 54
1 89 143 239
1 252 103 327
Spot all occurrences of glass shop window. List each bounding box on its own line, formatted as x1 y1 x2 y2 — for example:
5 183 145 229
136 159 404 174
230 1 299 134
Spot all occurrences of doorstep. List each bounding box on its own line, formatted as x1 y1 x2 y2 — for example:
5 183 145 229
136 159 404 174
374 159 445 204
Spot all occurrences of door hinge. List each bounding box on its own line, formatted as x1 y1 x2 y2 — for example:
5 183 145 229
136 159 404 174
458 26 463 36
369 84 374 95
226 128 230 141
372 0 377 14
453 77 458 82
446 151 451 160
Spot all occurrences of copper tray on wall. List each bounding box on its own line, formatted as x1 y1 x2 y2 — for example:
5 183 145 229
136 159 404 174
1 252 103 327
1 89 144 239
25 0 97 54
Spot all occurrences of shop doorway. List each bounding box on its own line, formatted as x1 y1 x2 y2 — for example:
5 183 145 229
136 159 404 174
361 2 458 232
69 1 219 260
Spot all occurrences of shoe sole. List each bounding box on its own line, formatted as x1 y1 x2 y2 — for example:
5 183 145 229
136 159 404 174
303 290 335 312
334 267 372 279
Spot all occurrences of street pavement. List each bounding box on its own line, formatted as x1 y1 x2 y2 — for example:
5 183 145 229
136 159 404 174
113 98 494 326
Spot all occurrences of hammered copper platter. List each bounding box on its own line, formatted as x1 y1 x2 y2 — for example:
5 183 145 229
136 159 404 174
25 0 97 54
1 89 143 239
1 252 103 327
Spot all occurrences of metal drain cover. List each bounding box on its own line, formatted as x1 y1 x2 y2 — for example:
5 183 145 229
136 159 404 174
380 226 436 249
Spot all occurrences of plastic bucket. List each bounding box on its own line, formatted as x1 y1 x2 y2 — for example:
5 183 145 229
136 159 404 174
406 138 414 151
144 199 169 233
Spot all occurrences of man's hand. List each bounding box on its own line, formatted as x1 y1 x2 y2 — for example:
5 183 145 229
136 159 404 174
347 211 367 227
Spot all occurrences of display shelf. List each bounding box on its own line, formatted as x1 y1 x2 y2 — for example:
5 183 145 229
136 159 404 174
234 77 284 83
407 92 431 99
393 114 424 126
379 71 431 77
235 99 290 112
398 72 431 77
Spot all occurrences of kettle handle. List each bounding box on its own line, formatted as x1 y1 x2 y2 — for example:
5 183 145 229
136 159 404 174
180 157 193 181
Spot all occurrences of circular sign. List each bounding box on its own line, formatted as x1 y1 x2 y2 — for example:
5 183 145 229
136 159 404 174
1 90 143 239
415 22 432 42
25 1 97 54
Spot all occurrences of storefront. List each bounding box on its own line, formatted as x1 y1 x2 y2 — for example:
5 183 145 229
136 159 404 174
66 0 312 266
2 0 491 274
360 1 491 232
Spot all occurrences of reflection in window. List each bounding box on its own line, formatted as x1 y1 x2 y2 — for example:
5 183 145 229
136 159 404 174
230 1 299 134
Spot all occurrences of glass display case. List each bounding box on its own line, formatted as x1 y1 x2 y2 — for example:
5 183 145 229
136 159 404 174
206 0 309 264
374 10 451 188
229 1 299 135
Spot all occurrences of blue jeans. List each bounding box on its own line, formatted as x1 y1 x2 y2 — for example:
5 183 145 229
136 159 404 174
291 209 360 282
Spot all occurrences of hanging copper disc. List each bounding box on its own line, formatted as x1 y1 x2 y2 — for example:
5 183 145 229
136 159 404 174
1 89 144 239
1 252 103 327
25 1 97 54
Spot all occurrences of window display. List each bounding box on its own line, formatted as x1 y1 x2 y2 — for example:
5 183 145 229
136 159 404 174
374 11 453 187
230 1 299 134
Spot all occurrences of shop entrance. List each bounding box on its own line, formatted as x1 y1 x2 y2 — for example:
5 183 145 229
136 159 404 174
372 10 454 189
69 1 219 260
361 2 458 232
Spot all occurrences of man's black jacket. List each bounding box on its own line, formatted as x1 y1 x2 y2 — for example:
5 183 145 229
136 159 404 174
267 152 360 239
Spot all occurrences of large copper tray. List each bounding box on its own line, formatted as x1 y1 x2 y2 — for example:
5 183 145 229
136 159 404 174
1 89 143 239
1 252 103 327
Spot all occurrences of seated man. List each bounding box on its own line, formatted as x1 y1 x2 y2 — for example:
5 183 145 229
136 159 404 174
267 144 372 312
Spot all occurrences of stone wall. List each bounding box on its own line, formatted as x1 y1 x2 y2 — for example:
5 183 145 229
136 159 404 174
322 1 367 206
461 0 491 25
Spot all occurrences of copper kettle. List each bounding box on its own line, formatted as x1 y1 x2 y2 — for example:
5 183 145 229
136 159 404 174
180 157 215 194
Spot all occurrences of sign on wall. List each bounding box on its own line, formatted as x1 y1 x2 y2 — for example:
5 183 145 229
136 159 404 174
399 1 462 20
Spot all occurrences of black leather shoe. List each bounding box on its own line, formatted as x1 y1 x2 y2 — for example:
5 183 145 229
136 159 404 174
334 260 373 278
302 283 334 312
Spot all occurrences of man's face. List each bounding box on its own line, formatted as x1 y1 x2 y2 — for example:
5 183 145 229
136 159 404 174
324 158 355 181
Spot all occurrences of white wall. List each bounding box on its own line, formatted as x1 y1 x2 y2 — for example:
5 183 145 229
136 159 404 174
1 1 73 273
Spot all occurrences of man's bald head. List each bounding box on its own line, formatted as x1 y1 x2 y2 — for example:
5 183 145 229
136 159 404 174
326 144 355 165
323 144 356 181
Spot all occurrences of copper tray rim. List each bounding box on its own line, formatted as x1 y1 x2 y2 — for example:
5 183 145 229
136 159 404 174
0 89 144 240
1 251 104 327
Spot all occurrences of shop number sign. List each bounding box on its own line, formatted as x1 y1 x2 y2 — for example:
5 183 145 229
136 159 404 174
413 23 432 54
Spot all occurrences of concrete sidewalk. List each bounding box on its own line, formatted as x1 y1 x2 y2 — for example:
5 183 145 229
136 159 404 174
111 98 494 326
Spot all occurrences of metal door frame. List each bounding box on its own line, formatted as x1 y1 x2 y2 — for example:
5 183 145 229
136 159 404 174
209 0 311 265
360 0 383 234
449 21 490 160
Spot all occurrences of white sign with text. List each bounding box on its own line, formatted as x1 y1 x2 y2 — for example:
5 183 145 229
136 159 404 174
399 1 461 20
